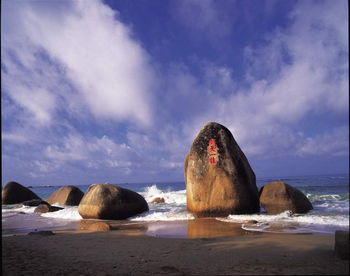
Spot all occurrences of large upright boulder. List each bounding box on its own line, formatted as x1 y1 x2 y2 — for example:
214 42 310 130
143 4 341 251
185 122 259 217
259 181 313 214
2 181 41 204
78 184 149 220
46 186 84 206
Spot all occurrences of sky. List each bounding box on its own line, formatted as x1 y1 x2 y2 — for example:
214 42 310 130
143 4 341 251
1 0 349 187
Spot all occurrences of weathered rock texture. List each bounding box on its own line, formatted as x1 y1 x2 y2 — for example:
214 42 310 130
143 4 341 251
21 199 49 207
334 230 349 260
34 204 64 213
2 181 41 204
46 186 84 206
185 122 259 217
151 197 165 203
259 181 313 214
78 184 149 220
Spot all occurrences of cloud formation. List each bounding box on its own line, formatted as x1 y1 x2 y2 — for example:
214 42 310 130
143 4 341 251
1 0 348 185
181 0 348 158
2 0 154 128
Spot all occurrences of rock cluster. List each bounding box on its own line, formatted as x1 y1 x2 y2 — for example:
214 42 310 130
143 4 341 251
185 122 313 218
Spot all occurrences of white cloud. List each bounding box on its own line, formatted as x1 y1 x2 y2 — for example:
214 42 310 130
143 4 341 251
2 132 28 144
44 133 138 167
180 0 348 158
2 0 154 127
297 126 349 157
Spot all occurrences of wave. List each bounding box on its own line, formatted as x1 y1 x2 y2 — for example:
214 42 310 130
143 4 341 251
42 206 82 220
130 209 194 221
218 210 349 234
140 185 187 205
307 193 349 202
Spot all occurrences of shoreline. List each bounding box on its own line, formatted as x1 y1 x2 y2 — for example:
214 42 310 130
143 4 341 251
2 219 349 275
3 215 337 238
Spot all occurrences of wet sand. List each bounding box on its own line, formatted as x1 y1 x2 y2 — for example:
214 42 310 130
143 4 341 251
2 219 348 275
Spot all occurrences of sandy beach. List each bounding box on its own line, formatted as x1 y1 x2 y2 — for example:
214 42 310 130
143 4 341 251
2 219 348 276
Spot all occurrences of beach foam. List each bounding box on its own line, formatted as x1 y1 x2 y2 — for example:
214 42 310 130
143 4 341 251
42 206 82 220
219 210 349 234
140 185 187 205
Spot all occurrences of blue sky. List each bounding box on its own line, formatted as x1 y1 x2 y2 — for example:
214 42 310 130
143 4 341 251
1 0 348 186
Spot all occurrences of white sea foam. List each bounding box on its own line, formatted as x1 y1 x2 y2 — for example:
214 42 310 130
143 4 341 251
130 207 194 221
140 185 187 205
41 206 82 220
219 210 349 234
130 212 194 221
130 185 193 221
1 205 37 214
307 193 349 201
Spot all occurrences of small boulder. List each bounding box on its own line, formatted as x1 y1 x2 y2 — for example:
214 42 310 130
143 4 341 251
34 204 64 213
335 230 349 260
78 184 149 220
185 122 259 217
2 181 41 204
21 199 49 207
46 185 84 206
259 181 313 214
151 197 165 203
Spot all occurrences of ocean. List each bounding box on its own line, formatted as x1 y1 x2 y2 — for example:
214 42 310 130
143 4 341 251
2 174 349 236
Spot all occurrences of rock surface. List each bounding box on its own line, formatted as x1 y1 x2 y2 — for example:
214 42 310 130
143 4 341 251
78 184 149 220
2 181 41 204
259 181 313 214
151 197 165 203
46 186 84 206
335 230 349 260
185 122 259 217
34 204 64 213
21 199 49 207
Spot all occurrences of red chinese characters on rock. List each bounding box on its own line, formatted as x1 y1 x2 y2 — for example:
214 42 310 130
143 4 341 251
207 139 219 165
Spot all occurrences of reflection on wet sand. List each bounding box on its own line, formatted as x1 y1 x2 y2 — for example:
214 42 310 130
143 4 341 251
144 218 260 238
187 218 253 238
78 219 148 233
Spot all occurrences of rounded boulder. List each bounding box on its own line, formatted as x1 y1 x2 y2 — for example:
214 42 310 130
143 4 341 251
78 184 149 220
34 204 64 213
2 181 41 205
259 181 313 214
46 185 84 206
185 122 259 217
151 197 165 203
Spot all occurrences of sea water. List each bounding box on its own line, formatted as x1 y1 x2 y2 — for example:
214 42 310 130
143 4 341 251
2 174 349 235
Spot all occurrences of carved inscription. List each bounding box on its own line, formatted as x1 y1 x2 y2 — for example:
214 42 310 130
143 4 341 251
207 139 219 164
